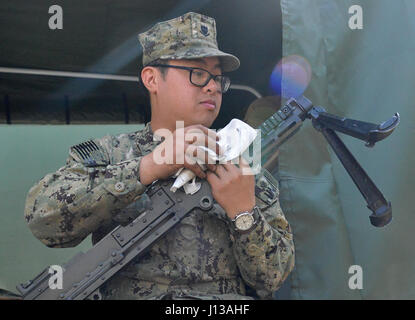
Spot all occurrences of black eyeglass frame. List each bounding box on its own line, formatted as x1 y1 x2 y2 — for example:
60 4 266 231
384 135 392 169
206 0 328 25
147 63 231 93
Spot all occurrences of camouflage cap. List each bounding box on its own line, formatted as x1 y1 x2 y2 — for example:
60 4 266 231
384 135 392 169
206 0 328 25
138 12 240 72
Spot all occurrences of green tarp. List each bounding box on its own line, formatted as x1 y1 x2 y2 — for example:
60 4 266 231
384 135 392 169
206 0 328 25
0 125 135 294
279 0 415 299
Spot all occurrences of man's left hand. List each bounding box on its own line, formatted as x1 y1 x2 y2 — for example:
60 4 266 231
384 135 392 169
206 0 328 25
206 157 255 219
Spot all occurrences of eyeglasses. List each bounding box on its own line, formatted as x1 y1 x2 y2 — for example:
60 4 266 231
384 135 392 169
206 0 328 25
148 64 231 93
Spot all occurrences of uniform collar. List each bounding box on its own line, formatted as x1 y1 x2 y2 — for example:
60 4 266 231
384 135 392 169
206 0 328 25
135 122 163 153
149 123 164 142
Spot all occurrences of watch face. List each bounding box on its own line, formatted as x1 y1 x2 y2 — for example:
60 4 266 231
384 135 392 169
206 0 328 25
235 214 255 231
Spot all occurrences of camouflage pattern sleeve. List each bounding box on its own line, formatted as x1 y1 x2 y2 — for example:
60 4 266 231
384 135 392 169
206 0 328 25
229 168 295 299
24 135 147 248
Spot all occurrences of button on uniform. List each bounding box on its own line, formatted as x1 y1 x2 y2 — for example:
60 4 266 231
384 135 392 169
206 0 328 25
114 182 125 192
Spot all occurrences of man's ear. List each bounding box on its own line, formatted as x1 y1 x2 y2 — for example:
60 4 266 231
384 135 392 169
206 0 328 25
141 67 159 94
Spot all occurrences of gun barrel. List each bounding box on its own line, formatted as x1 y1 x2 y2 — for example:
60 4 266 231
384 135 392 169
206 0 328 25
17 179 214 300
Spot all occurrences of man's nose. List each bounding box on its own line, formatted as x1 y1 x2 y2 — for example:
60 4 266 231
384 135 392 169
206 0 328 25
203 77 221 94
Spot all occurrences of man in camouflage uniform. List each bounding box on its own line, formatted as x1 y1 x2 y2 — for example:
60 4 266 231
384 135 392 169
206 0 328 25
24 12 295 300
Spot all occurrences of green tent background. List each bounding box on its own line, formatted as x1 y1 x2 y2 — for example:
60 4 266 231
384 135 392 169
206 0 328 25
1 0 414 299
0 125 136 294
278 0 415 299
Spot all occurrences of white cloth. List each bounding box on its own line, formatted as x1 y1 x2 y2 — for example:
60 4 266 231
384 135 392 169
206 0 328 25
170 119 257 194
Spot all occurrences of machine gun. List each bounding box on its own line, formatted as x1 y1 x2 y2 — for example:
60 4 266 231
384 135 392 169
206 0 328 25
17 95 399 299
17 177 215 300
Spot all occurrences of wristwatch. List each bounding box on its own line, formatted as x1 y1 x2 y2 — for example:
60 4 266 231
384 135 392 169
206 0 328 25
231 206 260 234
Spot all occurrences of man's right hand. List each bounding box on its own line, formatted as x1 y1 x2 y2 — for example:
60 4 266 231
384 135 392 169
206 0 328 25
139 124 221 185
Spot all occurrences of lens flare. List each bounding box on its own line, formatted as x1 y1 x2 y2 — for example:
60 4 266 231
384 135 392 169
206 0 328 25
269 55 312 99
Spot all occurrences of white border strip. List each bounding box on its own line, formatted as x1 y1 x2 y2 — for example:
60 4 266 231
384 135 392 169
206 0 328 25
0 67 262 98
